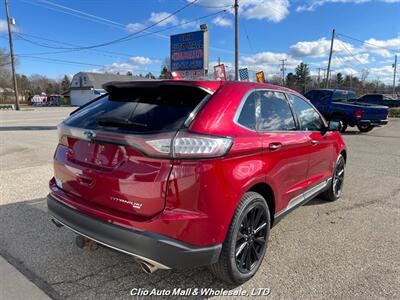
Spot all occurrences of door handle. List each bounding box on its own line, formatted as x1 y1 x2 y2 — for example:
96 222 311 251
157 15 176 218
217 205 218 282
269 142 282 151
311 140 319 145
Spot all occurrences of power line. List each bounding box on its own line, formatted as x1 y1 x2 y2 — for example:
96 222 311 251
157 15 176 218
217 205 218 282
179 0 233 9
15 0 200 51
14 8 226 51
19 0 169 41
336 32 400 52
336 39 367 66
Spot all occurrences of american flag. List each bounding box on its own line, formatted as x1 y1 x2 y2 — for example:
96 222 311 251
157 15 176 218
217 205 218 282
239 68 249 81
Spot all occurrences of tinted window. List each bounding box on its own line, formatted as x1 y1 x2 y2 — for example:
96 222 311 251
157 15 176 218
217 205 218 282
237 92 256 130
256 91 296 131
287 94 324 131
65 85 208 133
318 90 331 101
305 90 316 100
332 91 348 102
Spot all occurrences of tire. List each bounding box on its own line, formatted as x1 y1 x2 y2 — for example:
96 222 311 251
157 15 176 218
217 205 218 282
331 115 347 133
357 124 374 132
321 155 346 201
209 192 270 284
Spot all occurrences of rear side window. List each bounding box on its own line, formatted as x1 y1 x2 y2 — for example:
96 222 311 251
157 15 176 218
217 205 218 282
237 92 256 130
65 85 208 133
287 94 324 131
257 91 296 131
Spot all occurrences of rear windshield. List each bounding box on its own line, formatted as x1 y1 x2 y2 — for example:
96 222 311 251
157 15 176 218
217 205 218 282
332 90 357 102
65 85 209 133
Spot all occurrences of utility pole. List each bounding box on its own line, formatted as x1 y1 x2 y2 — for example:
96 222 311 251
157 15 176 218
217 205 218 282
350 72 354 90
5 0 20 110
393 55 397 97
326 29 335 89
234 0 239 81
317 68 321 87
280 59 287 86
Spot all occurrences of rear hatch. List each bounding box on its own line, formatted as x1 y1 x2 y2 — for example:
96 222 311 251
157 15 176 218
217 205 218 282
54 82 212 217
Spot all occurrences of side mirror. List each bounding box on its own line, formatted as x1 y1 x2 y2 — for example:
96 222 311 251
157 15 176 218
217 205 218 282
327 120 342 131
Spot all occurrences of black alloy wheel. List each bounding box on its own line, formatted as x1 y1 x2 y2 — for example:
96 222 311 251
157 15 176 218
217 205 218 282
209 192 270 284
235 205 268 273
332 155 345 198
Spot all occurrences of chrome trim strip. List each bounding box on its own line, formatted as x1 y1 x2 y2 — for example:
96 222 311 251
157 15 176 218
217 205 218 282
275 178 332 218
51 217 170 270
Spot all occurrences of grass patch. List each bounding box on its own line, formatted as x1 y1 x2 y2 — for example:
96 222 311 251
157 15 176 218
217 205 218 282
389 107 400 118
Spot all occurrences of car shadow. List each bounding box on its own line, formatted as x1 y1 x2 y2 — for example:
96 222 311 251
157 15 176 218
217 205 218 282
0 199 237 300
341 131 361 136
304 197 328 206
0 126 57 131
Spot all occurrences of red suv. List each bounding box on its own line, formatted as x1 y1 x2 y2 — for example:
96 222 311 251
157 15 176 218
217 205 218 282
48 80 346 284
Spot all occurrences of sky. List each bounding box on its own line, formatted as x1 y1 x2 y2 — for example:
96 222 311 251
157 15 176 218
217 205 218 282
1 0 399 83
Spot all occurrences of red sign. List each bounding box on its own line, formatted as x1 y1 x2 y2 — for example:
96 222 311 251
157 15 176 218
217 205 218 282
213 64 226 81
256 71 266 83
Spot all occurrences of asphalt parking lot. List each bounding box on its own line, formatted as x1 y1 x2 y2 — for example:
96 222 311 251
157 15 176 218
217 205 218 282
0 107 399 299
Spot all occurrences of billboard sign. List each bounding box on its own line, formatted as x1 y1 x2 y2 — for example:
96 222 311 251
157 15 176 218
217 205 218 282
170 30 208 77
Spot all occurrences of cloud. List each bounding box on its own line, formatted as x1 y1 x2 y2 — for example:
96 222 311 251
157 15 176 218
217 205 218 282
289 38 357 58
192 0 290 22
241 51 300 67
93 62 135 74
129 56 159 65
212 16 232 27
297 0 400 12
368 65 396 79
0 19 19 33
125 22 145 32
149 12 179 27
0 20 7 32
362 37 400 57
242 0 290 22
328 53 370 67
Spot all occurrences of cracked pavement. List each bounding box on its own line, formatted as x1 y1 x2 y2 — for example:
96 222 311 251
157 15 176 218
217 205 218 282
0 107 399 299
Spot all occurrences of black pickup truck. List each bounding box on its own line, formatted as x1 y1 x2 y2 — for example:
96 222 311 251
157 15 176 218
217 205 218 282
357 94 400 108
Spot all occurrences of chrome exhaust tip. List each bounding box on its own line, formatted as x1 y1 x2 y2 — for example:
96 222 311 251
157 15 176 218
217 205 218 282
138 260 158 274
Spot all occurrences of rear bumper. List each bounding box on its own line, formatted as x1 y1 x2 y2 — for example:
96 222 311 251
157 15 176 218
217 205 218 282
47 194 222 269
358 119 388 126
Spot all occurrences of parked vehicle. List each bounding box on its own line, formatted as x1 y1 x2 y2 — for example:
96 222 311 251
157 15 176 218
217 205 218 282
305 89 389 132
356 94 400 108
48 80 347 284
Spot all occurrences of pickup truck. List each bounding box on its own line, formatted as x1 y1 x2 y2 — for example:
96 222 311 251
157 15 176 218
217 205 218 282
304 89 389 132
357 94 400 108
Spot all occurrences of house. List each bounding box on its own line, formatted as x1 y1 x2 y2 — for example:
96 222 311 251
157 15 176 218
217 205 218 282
70 72 144 106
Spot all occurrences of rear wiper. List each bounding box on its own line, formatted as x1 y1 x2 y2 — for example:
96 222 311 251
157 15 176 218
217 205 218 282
96 116 148 127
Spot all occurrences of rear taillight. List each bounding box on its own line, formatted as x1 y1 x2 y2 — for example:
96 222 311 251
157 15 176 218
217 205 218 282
354 109 363 119
57 124 232 159
146 132 233 159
